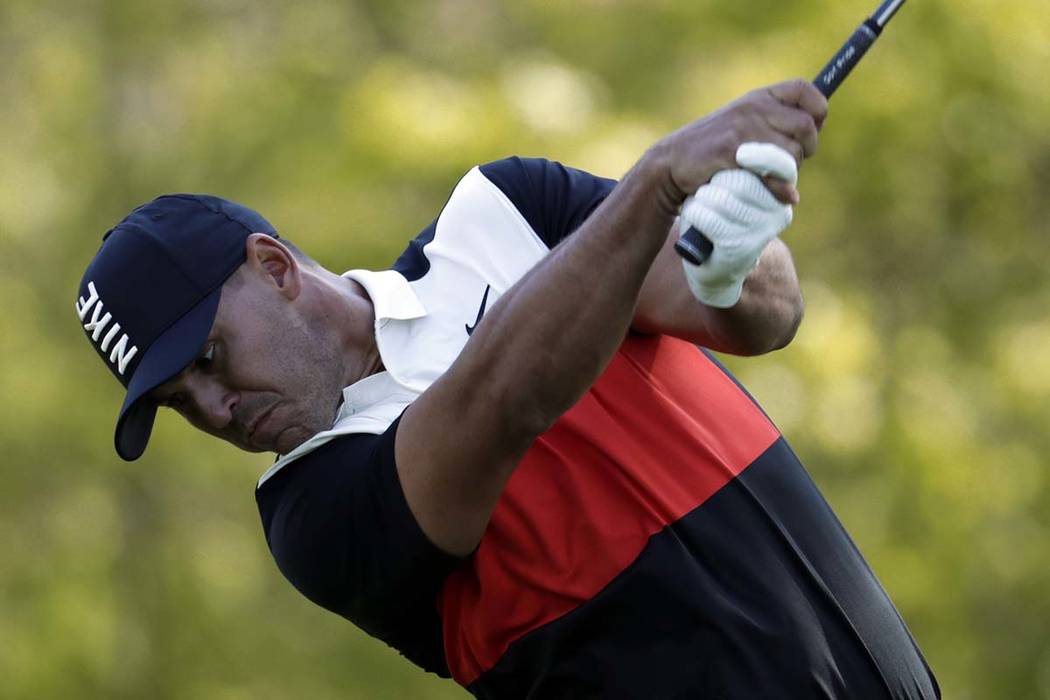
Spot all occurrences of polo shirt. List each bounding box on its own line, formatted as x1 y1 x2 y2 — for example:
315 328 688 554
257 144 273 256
256 157 940 699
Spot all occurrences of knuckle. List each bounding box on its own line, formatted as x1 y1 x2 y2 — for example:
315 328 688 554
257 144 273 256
806 132 819 153
735 99 757 119
783 79 807 103
721 127 741 154
801 80 822 101
802 122 818 148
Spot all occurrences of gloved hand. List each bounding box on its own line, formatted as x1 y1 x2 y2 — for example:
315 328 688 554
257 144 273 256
679 143 798 308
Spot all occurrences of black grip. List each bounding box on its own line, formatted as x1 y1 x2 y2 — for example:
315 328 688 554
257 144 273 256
674 17 885 266
813 21 879 98
674 227 715 266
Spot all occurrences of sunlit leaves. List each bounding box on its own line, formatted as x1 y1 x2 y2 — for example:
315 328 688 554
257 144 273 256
3 0 1049 697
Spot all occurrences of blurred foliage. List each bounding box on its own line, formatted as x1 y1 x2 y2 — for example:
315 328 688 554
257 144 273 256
2 0 1049 697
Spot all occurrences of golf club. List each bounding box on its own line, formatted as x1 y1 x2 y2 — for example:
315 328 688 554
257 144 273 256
674 0 908 265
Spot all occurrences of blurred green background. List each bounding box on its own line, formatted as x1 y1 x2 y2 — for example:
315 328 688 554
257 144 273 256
3 0 1048 697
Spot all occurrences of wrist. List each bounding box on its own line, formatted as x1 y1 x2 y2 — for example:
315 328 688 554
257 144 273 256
638 141 688 217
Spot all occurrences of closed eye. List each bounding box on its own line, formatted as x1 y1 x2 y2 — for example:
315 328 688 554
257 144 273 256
193 342 216 372
164 392 187 410
152 342 216 409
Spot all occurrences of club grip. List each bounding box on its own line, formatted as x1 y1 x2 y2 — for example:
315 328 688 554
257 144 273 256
814 21 879 98
674 226 715 266
674 7 900 266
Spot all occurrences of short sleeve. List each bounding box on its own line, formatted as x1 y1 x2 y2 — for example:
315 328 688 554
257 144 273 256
479 157 618 248
255 416 462 676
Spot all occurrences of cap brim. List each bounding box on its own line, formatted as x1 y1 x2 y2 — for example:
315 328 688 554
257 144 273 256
113 286 224 460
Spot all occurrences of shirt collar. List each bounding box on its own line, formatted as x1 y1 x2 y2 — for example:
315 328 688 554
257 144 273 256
343 269 427 321
333 371 414 423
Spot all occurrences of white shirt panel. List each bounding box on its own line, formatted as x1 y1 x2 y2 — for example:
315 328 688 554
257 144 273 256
256 167 550 488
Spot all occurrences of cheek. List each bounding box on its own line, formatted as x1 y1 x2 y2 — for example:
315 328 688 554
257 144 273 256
284 359 346 432
226 333 292 392
233 317 344 428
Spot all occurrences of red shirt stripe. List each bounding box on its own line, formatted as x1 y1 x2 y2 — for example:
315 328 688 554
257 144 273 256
440 334 781 685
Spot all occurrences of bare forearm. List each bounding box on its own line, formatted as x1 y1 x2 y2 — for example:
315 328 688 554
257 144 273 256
394 80 828 555
397 158 676 554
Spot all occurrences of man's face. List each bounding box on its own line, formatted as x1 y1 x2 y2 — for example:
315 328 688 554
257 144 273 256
148 264 345 455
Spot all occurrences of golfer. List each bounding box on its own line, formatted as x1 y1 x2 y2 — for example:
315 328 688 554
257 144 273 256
76 79 939 698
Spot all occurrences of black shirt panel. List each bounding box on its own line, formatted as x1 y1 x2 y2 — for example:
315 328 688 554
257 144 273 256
391 158 614 284
391 218 438 282
256 416 462 676
469 437 940 700
479 157 617 248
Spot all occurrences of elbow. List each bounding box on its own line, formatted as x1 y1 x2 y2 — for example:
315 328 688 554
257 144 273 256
770 305 803 352
733 293 804 356
743 237 804 355
763 293 805 354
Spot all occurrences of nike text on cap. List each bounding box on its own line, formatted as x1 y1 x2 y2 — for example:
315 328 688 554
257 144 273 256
75 194 278 461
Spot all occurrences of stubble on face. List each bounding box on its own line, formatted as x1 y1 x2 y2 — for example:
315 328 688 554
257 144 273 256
247 345 345 456
240 309 348 455
192 270 351 456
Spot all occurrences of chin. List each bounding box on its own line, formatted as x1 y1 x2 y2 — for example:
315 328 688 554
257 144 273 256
274 425 316 455
228 438 268 454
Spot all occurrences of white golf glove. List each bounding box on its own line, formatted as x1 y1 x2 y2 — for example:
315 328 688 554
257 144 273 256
679 142 798 308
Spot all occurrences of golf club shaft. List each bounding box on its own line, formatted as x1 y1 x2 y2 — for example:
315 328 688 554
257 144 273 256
674 0 907 266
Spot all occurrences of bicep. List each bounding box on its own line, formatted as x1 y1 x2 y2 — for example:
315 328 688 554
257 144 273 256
392 158 619 557
395 362 539 557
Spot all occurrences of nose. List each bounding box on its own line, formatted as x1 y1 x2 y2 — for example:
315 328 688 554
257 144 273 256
185 375 239 431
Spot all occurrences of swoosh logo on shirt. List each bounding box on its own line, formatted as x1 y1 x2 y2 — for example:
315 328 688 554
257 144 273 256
465 285 491 337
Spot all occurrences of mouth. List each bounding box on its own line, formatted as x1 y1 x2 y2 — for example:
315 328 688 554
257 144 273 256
247 404 278 446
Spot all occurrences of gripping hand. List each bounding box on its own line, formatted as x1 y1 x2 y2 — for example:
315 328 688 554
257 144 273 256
679 143 798 308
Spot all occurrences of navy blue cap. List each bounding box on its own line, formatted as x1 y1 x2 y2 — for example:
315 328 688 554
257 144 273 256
76 194 278 461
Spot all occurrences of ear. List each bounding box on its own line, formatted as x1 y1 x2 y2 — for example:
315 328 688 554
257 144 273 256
244 234 302 301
